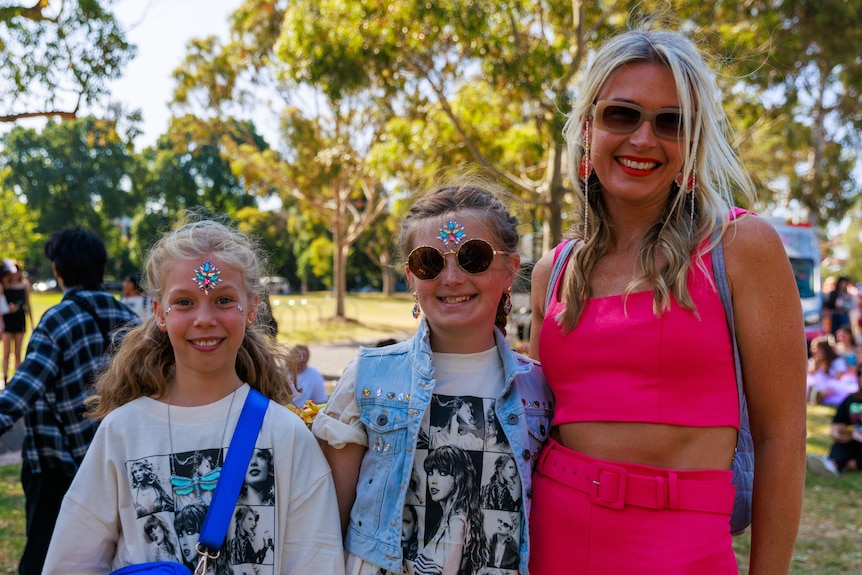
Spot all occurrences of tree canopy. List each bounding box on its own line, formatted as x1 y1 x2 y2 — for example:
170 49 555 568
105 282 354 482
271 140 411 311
1 0 136 122
2 0 862 290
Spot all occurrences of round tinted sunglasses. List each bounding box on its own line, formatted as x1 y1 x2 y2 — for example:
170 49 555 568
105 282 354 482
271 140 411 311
592 100 684 141
406 239 510 280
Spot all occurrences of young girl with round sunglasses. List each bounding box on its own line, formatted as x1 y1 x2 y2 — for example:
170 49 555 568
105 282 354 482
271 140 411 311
313 179 552 575
43 216 345 575
528 25 806 574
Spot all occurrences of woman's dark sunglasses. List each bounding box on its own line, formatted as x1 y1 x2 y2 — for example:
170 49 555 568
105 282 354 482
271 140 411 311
406 239 509 280
593 100 684 141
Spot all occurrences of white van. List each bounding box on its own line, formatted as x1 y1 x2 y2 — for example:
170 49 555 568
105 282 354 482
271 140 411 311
762 216 825 342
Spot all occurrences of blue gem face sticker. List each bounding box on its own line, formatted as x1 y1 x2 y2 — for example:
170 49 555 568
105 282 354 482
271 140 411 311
193 260 222 295
438 219 466 248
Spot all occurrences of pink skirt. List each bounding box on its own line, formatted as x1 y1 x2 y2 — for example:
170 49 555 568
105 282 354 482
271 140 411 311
529 439 738 575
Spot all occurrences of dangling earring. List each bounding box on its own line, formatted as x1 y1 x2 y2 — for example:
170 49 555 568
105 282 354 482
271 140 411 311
502 287 513 316
412 292 421 319
690 190 696 229
580 120 592 242
674 152 698 193
675 152 698 231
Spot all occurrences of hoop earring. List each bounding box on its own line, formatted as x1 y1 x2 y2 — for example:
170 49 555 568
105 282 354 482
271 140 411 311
503 287 513 316
580 120 592 242
412 292 421 319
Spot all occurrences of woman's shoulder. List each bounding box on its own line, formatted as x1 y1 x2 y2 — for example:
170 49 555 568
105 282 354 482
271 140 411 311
532 239 580 280
720 213 788 279
721 212 782 248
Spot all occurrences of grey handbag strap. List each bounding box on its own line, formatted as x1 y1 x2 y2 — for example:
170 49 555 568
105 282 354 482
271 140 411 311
709 228 745 417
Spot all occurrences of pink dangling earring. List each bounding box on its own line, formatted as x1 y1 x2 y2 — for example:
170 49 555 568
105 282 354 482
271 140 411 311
579 131 593 182
412 292 421 319
675 152 698 231
675 152 698 193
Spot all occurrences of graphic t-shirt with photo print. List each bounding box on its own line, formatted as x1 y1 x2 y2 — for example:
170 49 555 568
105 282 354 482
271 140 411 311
364 347 523 575
124 444 277 575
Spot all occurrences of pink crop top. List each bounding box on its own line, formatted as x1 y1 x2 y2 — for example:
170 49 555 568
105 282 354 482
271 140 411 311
539 242 739 429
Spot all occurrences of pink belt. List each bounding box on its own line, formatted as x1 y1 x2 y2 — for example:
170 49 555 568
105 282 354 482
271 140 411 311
537 439 735 514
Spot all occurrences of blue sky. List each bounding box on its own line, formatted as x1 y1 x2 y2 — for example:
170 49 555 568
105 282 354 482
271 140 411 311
107 0 240 148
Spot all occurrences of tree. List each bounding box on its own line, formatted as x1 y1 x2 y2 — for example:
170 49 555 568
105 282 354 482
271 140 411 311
1 0 136 122
171 18 390 318
274 0 862 244
225 103 389 317
840 213 862 282
234 205 301 289
0 116 141 278
176 0 862 285
273 0 580 255
136 115 260 219
0 184 41 269
724 0 862 228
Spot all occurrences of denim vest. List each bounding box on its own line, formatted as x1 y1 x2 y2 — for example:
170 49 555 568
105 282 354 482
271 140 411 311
346 320 553 574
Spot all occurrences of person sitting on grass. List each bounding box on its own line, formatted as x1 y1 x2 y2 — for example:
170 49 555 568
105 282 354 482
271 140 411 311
807 364 862 477
807 336 857 406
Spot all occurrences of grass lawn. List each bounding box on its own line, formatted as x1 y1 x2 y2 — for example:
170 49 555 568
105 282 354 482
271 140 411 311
731 403 862 574
1 292 859 572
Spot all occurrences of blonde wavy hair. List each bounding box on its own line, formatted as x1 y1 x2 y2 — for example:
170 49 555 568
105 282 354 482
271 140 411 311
87 215 296 419
559 25 755 332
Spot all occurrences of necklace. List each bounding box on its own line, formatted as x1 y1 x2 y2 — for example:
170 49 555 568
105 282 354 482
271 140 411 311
166 379 242 496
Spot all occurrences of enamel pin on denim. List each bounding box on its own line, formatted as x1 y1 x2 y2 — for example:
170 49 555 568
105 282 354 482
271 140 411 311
193 259 222 294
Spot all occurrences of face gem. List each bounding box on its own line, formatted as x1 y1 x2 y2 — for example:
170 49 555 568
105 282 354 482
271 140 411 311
438 219 466 248
192 260 222 295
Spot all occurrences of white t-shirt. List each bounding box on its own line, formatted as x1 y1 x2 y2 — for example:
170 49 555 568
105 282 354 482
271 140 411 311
121 294 153 320
44 384 345 575
292 366 328 407
314 348 522 575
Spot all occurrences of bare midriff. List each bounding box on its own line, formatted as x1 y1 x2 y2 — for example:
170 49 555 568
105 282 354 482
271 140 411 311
553 421 738 471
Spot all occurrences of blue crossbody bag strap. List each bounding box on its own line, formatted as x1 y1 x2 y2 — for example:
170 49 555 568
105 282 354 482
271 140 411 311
544 239 579 314
710 227 754 535
198 388 269 552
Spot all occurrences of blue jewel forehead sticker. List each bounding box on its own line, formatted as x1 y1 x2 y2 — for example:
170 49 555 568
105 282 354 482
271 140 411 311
438 219 466 249
193 259 222 295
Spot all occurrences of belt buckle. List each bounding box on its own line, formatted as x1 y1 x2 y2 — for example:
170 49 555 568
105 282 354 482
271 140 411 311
590 461 627 510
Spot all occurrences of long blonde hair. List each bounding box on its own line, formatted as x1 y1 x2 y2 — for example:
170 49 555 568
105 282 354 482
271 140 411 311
559 25 755 332
87 216 296 418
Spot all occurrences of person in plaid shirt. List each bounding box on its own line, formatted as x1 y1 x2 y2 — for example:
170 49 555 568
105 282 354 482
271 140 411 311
0 227 139 575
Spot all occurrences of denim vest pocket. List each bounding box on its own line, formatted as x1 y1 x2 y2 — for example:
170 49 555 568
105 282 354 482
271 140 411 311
358 399 411 458
523 407 552 462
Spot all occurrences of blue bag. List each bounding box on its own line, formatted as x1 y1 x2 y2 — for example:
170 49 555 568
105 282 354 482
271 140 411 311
109 563 191 575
